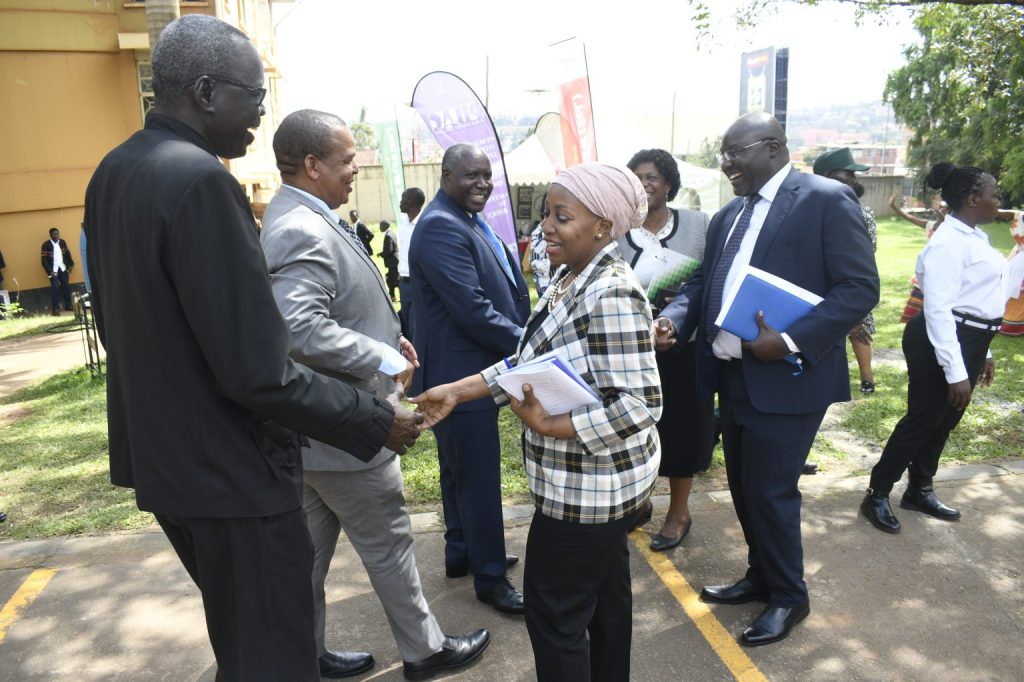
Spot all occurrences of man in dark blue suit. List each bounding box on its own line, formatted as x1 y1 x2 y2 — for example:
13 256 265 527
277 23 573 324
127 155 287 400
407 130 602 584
657 113 879 646
409 144 531 614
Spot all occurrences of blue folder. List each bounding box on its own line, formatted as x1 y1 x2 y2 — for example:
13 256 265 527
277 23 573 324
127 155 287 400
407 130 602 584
717 267 822 341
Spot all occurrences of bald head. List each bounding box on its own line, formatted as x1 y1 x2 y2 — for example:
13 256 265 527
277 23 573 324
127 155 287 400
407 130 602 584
720 112 790 197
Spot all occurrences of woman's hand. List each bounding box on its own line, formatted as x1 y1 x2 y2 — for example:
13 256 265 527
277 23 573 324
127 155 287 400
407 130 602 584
510 384 575 438
848 324 872 346
947 379 973 410
408 385 458 428
978 358 996 387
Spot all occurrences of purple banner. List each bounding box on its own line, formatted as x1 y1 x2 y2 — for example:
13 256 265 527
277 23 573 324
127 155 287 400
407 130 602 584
410 71 516 246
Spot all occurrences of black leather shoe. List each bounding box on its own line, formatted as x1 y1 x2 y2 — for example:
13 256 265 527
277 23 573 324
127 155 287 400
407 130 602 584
0 512 6 523
740 601 810 647
445 554 519 578
476 577 525 615
318 650 374 678
901 486 961 521
861 491 901 533
650 518 692 552
700 578 769 605
802 462 818 475
629 499 654 532
403 630 490 680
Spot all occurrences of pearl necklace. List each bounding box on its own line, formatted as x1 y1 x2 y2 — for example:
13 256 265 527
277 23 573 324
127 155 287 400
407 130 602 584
547 269 578 313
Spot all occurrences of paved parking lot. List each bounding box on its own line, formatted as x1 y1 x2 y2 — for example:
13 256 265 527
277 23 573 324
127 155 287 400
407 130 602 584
1 461 1022 681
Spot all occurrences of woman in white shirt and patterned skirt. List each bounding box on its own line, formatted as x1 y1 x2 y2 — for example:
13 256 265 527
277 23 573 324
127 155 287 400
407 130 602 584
861 163 1011 534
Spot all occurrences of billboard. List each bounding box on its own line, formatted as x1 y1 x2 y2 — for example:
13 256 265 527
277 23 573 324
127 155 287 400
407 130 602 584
739 46 790 130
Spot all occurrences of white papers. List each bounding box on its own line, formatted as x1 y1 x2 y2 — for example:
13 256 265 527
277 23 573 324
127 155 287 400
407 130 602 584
714 265 823 328
496 351 600 415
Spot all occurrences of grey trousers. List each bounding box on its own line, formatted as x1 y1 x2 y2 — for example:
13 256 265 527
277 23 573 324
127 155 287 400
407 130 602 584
304 457 444 662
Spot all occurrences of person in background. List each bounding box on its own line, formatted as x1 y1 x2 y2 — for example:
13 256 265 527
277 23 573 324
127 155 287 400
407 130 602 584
413 162 661 682
350 209 374 256
398 188 425 339
41 227 74 315
620 148 714 552
862 163 1013 534
528 198 550 296
380 219 400 303
813 148 878 394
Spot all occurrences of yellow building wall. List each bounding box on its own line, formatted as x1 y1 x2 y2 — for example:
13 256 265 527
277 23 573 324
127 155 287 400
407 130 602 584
0 1 274 302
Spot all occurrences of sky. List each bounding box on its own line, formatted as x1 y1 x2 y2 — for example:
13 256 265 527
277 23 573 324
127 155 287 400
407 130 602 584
272 0 921 162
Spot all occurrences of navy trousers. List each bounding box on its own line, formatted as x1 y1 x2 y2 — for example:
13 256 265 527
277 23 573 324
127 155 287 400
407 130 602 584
432 408 508 593
718 361 825 608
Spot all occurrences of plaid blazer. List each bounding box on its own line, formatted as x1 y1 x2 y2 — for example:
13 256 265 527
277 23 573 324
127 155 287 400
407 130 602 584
481 243 662 524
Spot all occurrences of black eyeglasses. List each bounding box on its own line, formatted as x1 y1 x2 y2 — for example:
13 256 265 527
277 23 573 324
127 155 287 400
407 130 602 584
189 74 267 105
716 138 775 164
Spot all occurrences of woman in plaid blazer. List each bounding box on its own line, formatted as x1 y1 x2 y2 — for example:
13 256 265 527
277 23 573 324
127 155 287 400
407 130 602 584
413 163 662 682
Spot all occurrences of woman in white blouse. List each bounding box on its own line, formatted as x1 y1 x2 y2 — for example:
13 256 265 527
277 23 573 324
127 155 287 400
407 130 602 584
862 163 1009 534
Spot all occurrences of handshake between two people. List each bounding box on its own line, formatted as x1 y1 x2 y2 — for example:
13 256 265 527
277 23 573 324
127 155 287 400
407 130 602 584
651 311 791 362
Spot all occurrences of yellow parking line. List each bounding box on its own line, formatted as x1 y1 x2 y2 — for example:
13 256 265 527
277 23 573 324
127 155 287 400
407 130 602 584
631 533 767 682
0 568 58 645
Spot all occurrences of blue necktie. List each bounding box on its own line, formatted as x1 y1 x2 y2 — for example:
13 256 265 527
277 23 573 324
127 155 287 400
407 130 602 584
704 195 760 339
474 215 516 285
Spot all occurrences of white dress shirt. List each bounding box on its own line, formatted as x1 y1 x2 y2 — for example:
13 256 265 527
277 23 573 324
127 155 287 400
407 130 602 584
397 214 418 278
285 185 407 376
712 164 796 360
917 213 1008 383
51 239 65 273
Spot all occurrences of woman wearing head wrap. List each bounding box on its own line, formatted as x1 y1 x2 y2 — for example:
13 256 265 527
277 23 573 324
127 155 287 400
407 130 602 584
862 163 1012 534
412 163 662 682
620 148 715 551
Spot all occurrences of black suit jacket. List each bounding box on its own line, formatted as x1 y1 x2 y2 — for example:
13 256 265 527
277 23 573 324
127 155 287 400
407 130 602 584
662 168 879 415
41 239 74 275
83 114 395 517
409 190 530 412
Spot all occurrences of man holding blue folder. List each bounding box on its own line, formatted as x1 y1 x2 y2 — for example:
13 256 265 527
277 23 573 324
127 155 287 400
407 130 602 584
656 112 878 647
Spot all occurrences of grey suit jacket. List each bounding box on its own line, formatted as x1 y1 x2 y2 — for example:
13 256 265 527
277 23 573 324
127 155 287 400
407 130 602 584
261 185 402 472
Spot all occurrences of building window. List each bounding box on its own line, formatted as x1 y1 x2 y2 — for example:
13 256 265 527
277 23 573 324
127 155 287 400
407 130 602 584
137 60 155 119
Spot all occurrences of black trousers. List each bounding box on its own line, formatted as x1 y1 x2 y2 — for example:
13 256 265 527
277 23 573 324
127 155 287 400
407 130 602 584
155 509 319 682
719 362 825 608
524 509 635 682
50 269 71 311
432 409 508 592
870 314 993 495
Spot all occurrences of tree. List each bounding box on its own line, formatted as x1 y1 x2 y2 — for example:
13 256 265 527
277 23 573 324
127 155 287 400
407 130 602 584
884 5 1024 204
350 122 377 151
686 136 723 169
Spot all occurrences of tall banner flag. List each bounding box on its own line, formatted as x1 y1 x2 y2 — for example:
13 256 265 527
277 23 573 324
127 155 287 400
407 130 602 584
551 37 598 166
534 112 567 172
739 46 790 131
375 116 405 221
410 71 516 246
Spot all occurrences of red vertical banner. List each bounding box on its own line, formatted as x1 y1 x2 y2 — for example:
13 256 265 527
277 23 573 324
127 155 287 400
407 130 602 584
552 37 597 165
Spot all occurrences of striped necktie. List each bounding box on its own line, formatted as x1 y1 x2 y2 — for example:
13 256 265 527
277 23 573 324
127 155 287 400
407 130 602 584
703 195 760 339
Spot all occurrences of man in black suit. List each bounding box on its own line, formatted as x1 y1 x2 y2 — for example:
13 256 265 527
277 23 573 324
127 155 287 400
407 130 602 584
657 112 878 646
82 15 422 681
350 209 374 256
41 227 74 315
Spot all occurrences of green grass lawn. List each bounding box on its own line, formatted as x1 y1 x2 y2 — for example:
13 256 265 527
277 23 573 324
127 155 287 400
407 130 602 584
2 216 1021 540
0 314 78 340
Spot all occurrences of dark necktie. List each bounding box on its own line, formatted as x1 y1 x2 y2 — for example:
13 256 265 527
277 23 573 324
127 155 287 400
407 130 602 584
337 217 358 238
704 195 760 339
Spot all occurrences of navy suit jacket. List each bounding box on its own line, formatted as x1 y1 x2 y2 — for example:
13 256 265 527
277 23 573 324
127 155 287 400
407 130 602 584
409 190 531 412
661 168 879 415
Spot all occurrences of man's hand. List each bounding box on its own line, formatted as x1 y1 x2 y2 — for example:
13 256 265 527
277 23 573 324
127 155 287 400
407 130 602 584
399 335 420 368
742 311 791 362
383 403 423 455
978 358 996 388
947 379 972 410
653 317 676 351
394 360 415 392
408 384 459 428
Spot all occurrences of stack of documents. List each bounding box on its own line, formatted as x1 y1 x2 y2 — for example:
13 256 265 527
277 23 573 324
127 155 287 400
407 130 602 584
647 251 700 305
496 351 600 415
715 265 823 340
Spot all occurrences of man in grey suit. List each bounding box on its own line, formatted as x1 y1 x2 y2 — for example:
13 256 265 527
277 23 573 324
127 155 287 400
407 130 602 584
261 110 490 681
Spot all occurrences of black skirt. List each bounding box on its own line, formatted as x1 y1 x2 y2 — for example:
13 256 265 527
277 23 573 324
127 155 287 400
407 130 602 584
655 340 715 477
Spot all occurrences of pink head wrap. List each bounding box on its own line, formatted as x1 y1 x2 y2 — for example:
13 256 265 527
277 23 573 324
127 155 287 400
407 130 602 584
551 162 648 240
